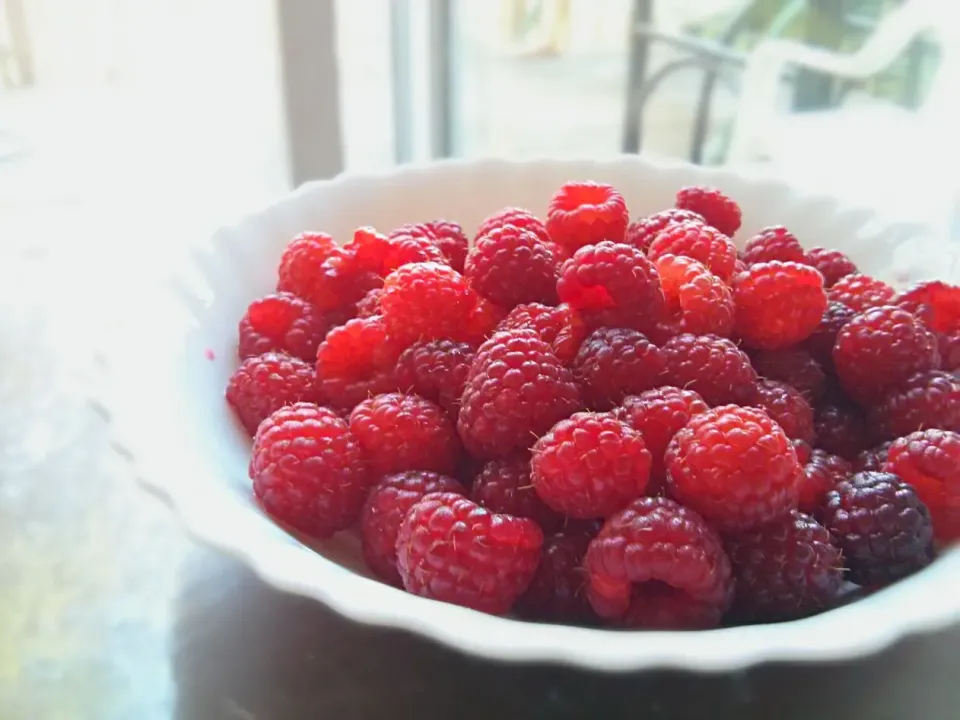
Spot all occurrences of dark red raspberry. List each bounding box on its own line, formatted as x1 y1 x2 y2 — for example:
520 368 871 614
655 254 735 337
395 492 543 614
315 315 405 409
278 232 381 312
349 393 460 476
546 181 628 252
496 302 585 364
556 241 665 332
674 186 742 237
471 453 563 532
746 379 815 444
517 524 598 623
937 329 960 370
360 471 465 584
665 405 801 532
749 347 826 403
661 333 757 406
828 274 895 313
394 339 474 414
237 292 336 363
895 280 960 332
804 247 858 288
885 429 960 542
616 386 709 491
426 219 469 272
799 448 851 513
457 329 582 458
726 511 843 621
585 497 733 629
381 262 474 343
355 287 383 318
226 353 324 435
531 412 652 518
381 229 448 274
571 328 666 410
793 439 813 465
465 225 559 308
814 401 870 460
623 208 704 254
647 221 737 283
833 305 940 404
249 402 371 538
742 226 806 265
868 370 960 440
475 207 552 247
804 301 856 367
733 261 827 350
854 442 892 472
822 471 934 586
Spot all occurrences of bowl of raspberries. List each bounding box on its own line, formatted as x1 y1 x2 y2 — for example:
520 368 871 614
112 157 960 671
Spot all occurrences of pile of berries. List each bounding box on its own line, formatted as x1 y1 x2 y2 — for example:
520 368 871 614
226 181 957 629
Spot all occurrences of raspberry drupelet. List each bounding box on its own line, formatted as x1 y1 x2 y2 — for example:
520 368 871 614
733 261 827 350
546 181 628 252
226 352 324 436
571 327 666 410
674 186 742 237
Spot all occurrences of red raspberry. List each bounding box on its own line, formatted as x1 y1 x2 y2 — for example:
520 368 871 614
471 453 563 532
571 328 666 410
814 402 870 460
854 442 892 472
465 225 559 308
616 386 709 490
623 208 704 254
726 511 843 621
585 497 733 629
742 226 806 265
237 292 334 364
749 348 826 403
278 232 381 312
868 370 960 440
395 492 543 614
804 301 857 367
394 339 474 415
665 405 801 532
556 241 665 332
895 280 960 332
828 274 895 313
249 403 371 538
675 186 742 237
531 412 652 518
661 333 757 406
822 471 935 586
805 247 858 288
546 181 628 252
380 231 448 275
496 303 585 364
426 219 469 273
475 207 552 247
799 448 851 513
360 471 465 584
517 524 598 623
833 305 940 404
381 262 474 343
733 261 827 350
355 287 383 318
655 254 735 337
349 393 460 476
315 315 405 409
460 295 508 347
937 329 960 371
226 353 324 435
745 379 815 444
347 226 392 274
457 329 582 458
885 429 960 541
647 221 737 283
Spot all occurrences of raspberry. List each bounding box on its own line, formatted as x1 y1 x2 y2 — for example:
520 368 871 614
426 219 469 272
471 453 563 533
249 403 371 538
674 186 742 237
395 492 543 614
517 525 598 623
885 429 960 541
460 295 508 347
360 471 465 584
814 401 870 460
355 287 383 318
805 247 858 288
854 442 892 472
381 229 448 274
394 339 474 414
347 226 392 274
733 261 827 350
793 438 813 465
546 181 628 252
226 353 324 435
745 379 815 444
833 305 940 404
237 292 336 363
475 207 552 247
937 329 960 371
661 333 757 406
457 329 582 458
616 386 709 490
821 471 935 586
277 232 381 312
726 511 843 621
571 328 666 410
868 370 960 440
556 241 665 332
465 225 559 308
741 226 806 265
496 303 586 364
895 280 960 337
804 301 856 367
655 254 735 337
749 348 826 403
315 315 405 409
799 448 851 513
623 208 704 254
585 497 733 628
665 405 801 532
381 262 474 343
647 221 737 283
828 274 895 313
531 412 652 518
349 393 461 476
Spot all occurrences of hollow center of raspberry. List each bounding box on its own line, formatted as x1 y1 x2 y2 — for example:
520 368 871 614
564 186 612 210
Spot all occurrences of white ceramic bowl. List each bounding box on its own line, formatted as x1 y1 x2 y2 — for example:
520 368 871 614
106 157 960 672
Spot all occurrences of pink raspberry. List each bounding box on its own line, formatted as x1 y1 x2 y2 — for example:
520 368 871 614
226 352 324 435
647 221 737 283
571 327 666 410
741 226 806 265
624 208 704 254
465 224 560 308
733 261 827 350
471 453 563 533
394 339 474 415
546 181 628 252
661 333 757 406
496 303 586 364
674 186 742 237
655 254 735 337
